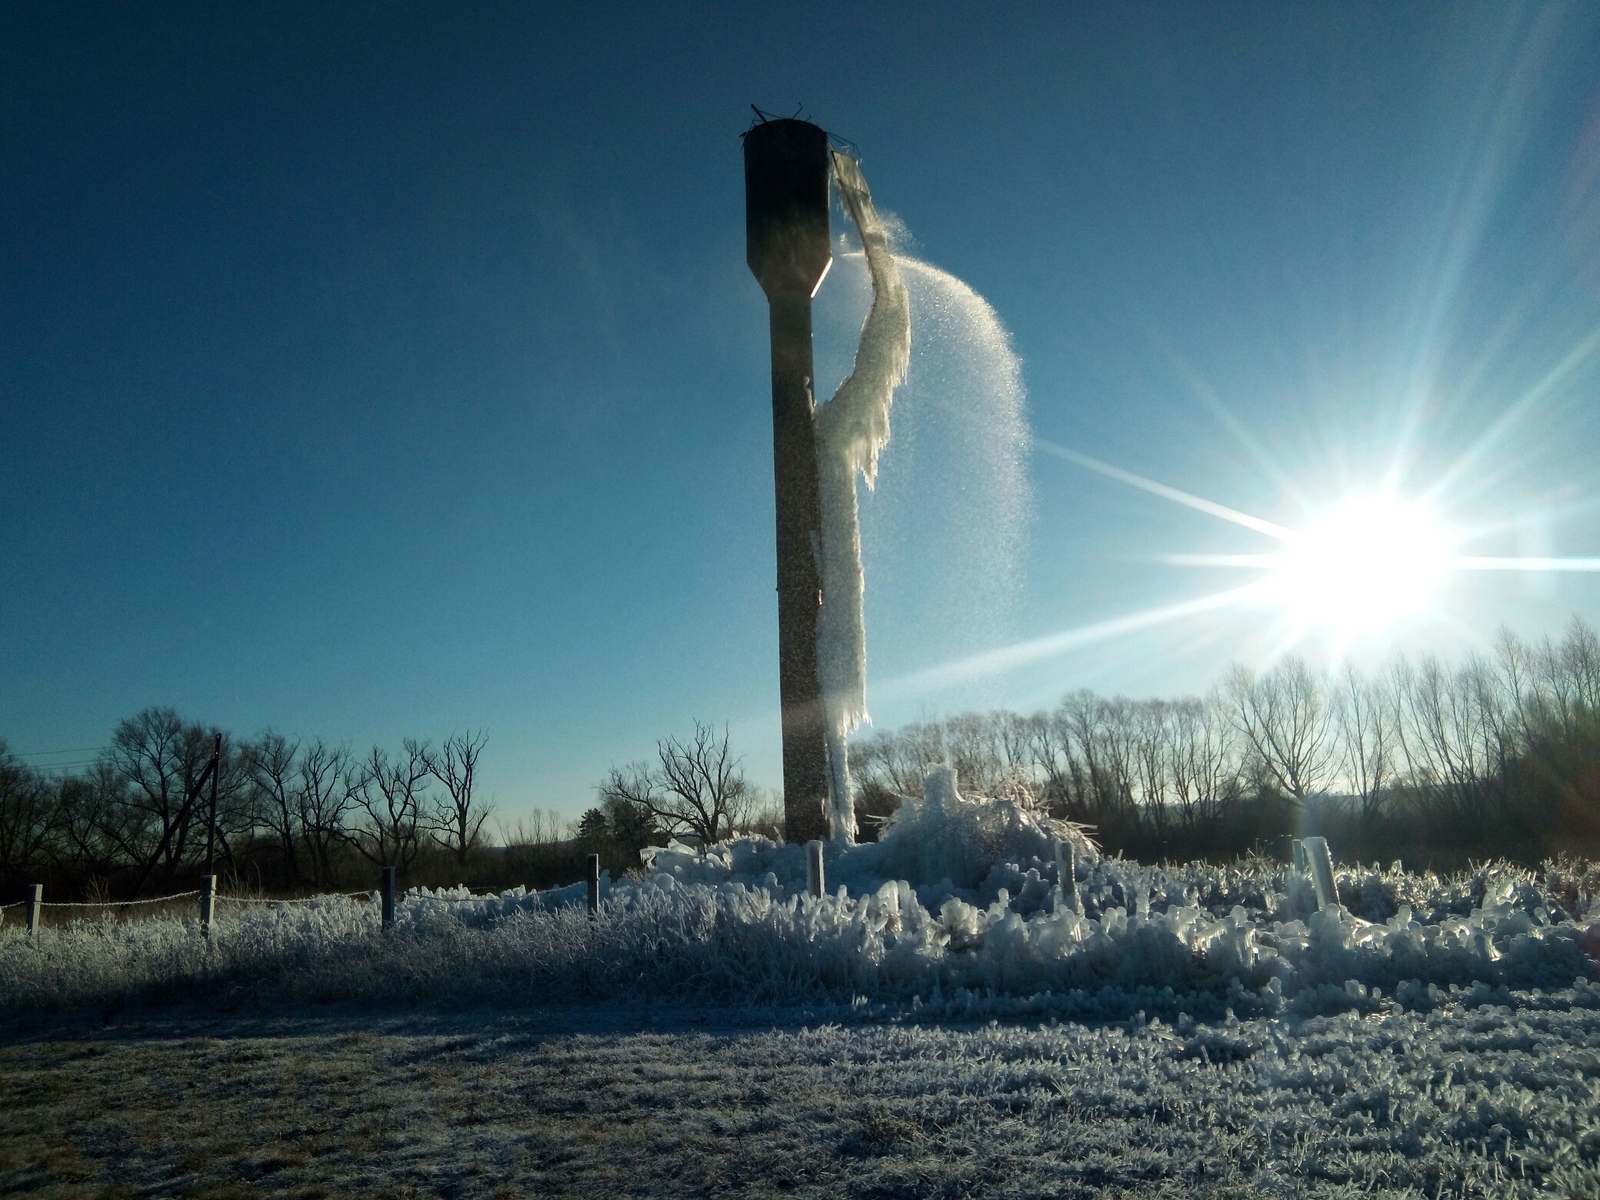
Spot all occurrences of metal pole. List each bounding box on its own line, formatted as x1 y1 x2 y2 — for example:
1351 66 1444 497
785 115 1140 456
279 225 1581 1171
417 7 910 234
745 116 833 846
26 883 42 936
381 864 397 929
199 874 216 937
586 853 600 916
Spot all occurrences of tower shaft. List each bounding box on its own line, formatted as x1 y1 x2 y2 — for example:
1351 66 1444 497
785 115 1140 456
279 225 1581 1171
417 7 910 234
744 118 832 845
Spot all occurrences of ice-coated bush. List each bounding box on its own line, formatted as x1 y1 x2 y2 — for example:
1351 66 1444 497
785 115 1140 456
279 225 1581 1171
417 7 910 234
2 774 1595 1017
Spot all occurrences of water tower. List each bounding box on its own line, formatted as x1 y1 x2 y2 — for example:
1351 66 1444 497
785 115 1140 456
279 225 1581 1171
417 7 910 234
744 116 832 845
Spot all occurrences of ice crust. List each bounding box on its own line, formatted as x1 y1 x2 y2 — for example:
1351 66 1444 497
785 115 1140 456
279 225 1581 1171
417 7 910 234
813 152 911 841
4 773 1595 1020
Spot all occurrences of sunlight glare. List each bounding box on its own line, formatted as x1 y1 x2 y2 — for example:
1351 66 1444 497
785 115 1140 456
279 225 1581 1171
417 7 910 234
1269 494 1453 637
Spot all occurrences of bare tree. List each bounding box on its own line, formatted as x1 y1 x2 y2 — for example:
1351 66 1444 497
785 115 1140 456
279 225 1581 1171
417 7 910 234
1029 710 1092 822
853 722 938 800
293 740 352 889
1227 658 1336 806
944 712 1004 794
52 765 125 882
599 723 750 850
497 807 566 849
244 731 301 885
1392 655 1500 831
348 740 433 871
1335 663 1395 820
656 723 751 846
0 742 56 885
1131 701 1173 840
1057 691 1137 823
102 708 228 889
424 730 492 869
1165 695 1240 833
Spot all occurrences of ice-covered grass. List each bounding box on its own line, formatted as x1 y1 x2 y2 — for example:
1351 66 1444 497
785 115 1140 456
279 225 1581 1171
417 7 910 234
2 777 1595 1020
5 999 1600 1198
6 784 1600 1196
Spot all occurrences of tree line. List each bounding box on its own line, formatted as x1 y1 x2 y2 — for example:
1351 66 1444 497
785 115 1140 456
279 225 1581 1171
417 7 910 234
0 709 499 899
850 617 1600 866
0 710 771 901
7 617 1597 897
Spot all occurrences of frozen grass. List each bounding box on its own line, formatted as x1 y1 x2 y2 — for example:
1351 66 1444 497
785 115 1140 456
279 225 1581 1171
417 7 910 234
0 789 1595 1019
4 998 1600 1198
0 860 1593 1020
4 790 1600 1196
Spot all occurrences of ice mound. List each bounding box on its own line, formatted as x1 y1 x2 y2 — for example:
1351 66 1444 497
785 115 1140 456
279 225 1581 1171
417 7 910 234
2 777 1594 1018
642 767 1099 912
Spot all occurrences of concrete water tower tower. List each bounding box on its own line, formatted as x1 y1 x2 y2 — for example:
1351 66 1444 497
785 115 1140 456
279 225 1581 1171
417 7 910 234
744 116 832 845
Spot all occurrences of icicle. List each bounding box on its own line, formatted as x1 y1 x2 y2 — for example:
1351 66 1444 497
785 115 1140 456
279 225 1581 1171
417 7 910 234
815 151 911 843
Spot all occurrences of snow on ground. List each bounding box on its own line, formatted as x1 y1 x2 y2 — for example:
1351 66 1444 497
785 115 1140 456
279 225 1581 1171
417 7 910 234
4 780 1600 1195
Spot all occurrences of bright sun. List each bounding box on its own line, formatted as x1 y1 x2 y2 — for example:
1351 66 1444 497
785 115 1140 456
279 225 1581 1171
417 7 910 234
1268 493 1453 637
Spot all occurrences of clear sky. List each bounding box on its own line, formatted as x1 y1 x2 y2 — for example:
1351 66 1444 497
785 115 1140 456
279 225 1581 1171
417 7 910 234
5 2 1600 823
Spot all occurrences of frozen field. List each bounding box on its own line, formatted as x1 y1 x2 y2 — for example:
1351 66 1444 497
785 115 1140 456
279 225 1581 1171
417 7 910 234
4 791 1600 1195
4 995 1600 1199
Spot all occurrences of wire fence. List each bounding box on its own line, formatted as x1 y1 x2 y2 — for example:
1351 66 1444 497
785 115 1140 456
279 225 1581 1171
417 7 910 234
3 854 604 935
216 892 374 905
1 888 503 911
31 891 201 908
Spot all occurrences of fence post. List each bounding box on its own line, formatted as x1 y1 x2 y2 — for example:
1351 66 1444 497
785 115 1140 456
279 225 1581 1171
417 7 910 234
1299 836 1338 910
26 884 42 936
381 864 397 929
586 853 600 916
806 840 825 899
1057 842 1078 912
199 875 216 937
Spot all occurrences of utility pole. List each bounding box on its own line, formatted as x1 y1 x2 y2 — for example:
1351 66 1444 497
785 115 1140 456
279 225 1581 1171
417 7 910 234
744 115 832 845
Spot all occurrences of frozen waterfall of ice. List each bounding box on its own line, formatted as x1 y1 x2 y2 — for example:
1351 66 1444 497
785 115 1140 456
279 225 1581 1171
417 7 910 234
814 151 911 842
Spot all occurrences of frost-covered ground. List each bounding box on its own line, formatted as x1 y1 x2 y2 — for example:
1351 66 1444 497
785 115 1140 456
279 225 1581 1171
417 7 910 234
4 998 1600 1198
4 779 1595 1020
4 779 1600 1195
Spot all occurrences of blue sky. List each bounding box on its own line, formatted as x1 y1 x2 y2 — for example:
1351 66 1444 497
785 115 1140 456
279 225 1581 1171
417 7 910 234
5 2 1600 821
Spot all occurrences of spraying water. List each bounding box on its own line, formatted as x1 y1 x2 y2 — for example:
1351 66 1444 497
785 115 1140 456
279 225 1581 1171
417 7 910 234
885 256 1032 621
813 156 1030 843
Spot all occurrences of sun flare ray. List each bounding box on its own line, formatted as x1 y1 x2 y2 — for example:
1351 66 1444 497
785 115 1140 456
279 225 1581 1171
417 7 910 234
874 582 1269 700
1035 440 1291 539
1045 445 1596 648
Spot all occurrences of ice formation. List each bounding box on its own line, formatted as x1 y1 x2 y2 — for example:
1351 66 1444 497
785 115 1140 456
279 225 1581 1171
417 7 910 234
8 793 1598 1195
813 151 911 842
8 772 1594 1028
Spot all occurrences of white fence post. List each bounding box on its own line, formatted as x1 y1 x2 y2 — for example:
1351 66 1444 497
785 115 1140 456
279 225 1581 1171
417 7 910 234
1057 842 1078 912
586 853 600 916
806 840 825 899
26 884 42 936
1297 837 1338 910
